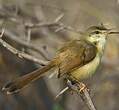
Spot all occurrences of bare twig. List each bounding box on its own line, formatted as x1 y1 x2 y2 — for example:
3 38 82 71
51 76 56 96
0 29 49 60
0 29 49 65
0 28 5 38
0 14 82 61
54 13 64 23
55 22 83 34
55 86 69 99
24 14 64 29
24 14 82 34
0 7 82 34
26 28 31 44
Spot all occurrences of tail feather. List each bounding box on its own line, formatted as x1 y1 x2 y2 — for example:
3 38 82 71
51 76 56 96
2 62 54 94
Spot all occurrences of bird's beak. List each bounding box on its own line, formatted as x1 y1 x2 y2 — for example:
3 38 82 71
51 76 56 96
107 29 119 35
102 29 119 39
109 31 119 34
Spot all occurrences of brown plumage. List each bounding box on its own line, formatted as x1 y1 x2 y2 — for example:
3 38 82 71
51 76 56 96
2 39 97 94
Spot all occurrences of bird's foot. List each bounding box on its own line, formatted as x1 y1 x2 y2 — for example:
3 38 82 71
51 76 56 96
55 80 89 99
67 80 89 94
77 82 90 94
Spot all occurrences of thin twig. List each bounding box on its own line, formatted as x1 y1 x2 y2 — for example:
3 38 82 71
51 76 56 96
26 28 31 44
0 8 82 34
55 22 83 34
24 14 82 34
0 29 49 65
54 13 64 23
55 86 69 99
0 14 82 60
25 21 82 34
0 28 5 38
0 29 49 60
24 14 64 29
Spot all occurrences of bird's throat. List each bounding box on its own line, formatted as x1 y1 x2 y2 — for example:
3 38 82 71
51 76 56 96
96 38 106 56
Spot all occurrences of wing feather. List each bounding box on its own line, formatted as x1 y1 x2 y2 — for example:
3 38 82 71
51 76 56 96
55 40 97 78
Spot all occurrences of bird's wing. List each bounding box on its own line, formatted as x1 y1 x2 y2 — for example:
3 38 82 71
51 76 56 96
55 40 97 78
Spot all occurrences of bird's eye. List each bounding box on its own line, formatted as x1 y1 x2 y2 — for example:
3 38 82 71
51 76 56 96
94 31 100 34
91 31 100 35
94 41 97 45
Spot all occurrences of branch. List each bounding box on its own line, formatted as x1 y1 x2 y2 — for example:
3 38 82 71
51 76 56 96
55 80 97 110
24 14 83 34
79 88 96 110
0 29 50 60
74 83 97 110
0 29 49 65
0 13 82 61
64 80 97 110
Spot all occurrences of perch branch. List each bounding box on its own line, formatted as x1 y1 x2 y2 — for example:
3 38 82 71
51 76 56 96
73 82 97 110
79 88 96 110
55 80 97 110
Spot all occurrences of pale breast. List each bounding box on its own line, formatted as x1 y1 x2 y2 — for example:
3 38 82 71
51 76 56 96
68 53 101 81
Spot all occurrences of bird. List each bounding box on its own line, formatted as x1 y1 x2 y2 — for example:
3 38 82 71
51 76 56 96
2 24 119 95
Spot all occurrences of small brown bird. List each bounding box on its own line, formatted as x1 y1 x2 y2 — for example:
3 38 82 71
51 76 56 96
2 25 119 95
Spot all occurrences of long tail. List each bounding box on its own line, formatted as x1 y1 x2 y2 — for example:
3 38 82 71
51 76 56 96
2 62 55 94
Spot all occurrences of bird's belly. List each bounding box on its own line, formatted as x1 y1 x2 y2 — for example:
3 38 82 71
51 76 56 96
69 54 100 81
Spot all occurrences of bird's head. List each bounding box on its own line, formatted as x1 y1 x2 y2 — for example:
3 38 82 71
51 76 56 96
85 25 119 45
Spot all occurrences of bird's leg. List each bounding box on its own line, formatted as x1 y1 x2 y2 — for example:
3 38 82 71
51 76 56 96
78 82 87 93
55 79 89 99
67 79 89 94
76 82 90 94
65 79 74 94
67 79 78 91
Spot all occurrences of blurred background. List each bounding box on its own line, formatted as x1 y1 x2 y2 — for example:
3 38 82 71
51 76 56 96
0 0 119 110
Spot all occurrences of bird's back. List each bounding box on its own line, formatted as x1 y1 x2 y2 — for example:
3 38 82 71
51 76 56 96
53 40 97 78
